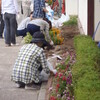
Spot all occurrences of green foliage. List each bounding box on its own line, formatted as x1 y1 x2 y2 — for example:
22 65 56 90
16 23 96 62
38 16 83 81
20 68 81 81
47 0 52 5
23 32 32 44
72 35 100 100
63 16 78 26
65 55 70 65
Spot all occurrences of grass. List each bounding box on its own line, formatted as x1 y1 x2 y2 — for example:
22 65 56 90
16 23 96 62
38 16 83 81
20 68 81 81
72 35 100 100
63 16 78 26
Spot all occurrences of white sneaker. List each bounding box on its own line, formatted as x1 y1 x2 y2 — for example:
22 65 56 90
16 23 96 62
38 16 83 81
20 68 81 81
11 43 19 46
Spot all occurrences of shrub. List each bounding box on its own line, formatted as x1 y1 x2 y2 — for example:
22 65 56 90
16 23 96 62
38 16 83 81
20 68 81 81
72 35 100 100
23 32 32 44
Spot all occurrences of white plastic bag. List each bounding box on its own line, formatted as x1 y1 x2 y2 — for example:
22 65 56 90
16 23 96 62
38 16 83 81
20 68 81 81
46 6 54 21
52 13 70 28
40 60 57 81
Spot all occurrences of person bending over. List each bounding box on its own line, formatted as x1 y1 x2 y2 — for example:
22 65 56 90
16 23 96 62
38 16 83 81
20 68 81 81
11 31 55 89
27 18 53 45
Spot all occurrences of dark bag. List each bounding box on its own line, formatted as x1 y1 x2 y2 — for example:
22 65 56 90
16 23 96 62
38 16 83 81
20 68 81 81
21 1 23 14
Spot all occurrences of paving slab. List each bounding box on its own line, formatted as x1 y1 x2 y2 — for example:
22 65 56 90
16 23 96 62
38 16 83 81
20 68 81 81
0 37 47 100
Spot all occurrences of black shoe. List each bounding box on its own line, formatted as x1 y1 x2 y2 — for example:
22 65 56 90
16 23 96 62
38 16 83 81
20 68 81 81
16 82 25 88
25 84 41 90
25 82 42 90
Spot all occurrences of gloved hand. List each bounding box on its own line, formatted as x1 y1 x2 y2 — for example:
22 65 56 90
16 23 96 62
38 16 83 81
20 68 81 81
52 69 57 75
50 40 54 46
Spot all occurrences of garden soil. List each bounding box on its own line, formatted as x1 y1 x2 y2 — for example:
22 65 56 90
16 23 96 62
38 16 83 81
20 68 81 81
45 25 80 100
47 25 80 57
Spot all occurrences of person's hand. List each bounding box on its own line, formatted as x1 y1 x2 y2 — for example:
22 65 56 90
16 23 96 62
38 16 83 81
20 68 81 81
52 69 57 75
50 40 54 46
50 69 57 76
50 71 55 76
17 13 20 19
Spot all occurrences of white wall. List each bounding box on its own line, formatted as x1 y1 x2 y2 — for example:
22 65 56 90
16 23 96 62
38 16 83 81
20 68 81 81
78 0 88 35
65 0 78 15
94 0 100 41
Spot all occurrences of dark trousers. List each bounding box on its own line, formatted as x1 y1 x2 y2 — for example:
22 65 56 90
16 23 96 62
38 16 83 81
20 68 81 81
0 14 4 37
17 28 27 37
4 13 17 44
27 24 40 36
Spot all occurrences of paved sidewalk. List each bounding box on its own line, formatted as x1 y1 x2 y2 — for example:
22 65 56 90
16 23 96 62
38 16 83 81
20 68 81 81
0 37 47 100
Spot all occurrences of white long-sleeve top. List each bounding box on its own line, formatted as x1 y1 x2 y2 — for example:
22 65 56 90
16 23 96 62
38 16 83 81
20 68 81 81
28 19 51 42
2 0 19 14
22 0 32 7
17 17 31 30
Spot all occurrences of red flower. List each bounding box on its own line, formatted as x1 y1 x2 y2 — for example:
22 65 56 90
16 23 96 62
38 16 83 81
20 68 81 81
50 96 56 100
56 84 60 88
65 65 69 71
58 69 61 72
62 76 66 81
57 78 59 82
56 88 58 92
58 73 63 78
55 73 58 78
61 70 65 73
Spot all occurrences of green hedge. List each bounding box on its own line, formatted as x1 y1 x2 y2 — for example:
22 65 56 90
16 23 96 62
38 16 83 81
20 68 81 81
72 35 100 100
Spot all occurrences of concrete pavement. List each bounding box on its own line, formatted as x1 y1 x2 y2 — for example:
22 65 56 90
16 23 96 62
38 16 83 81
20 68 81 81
0 37 47 100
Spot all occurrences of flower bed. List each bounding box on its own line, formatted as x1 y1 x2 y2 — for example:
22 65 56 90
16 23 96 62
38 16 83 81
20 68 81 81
49 51 76 100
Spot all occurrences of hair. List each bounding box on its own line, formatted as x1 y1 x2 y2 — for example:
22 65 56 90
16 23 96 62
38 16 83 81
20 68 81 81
30 11 33 16
43 18 52 30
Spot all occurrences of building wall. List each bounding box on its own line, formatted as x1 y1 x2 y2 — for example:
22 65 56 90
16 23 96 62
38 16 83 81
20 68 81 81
65 0 78 15
94 0 100 41
78 0 88 35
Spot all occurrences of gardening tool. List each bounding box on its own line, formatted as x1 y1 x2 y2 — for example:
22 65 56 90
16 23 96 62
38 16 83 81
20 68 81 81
93 21 100 48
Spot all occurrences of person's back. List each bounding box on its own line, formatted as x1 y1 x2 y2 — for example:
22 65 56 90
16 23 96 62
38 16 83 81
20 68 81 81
21 0 32 19
33 0 45 18
17 11 33 37
17 17 31 30
17 0 32 25
12 43 49 84
2 0 18 46
2 0 18 14
29 19 48 29
11 32 52 89
27 19 51 42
